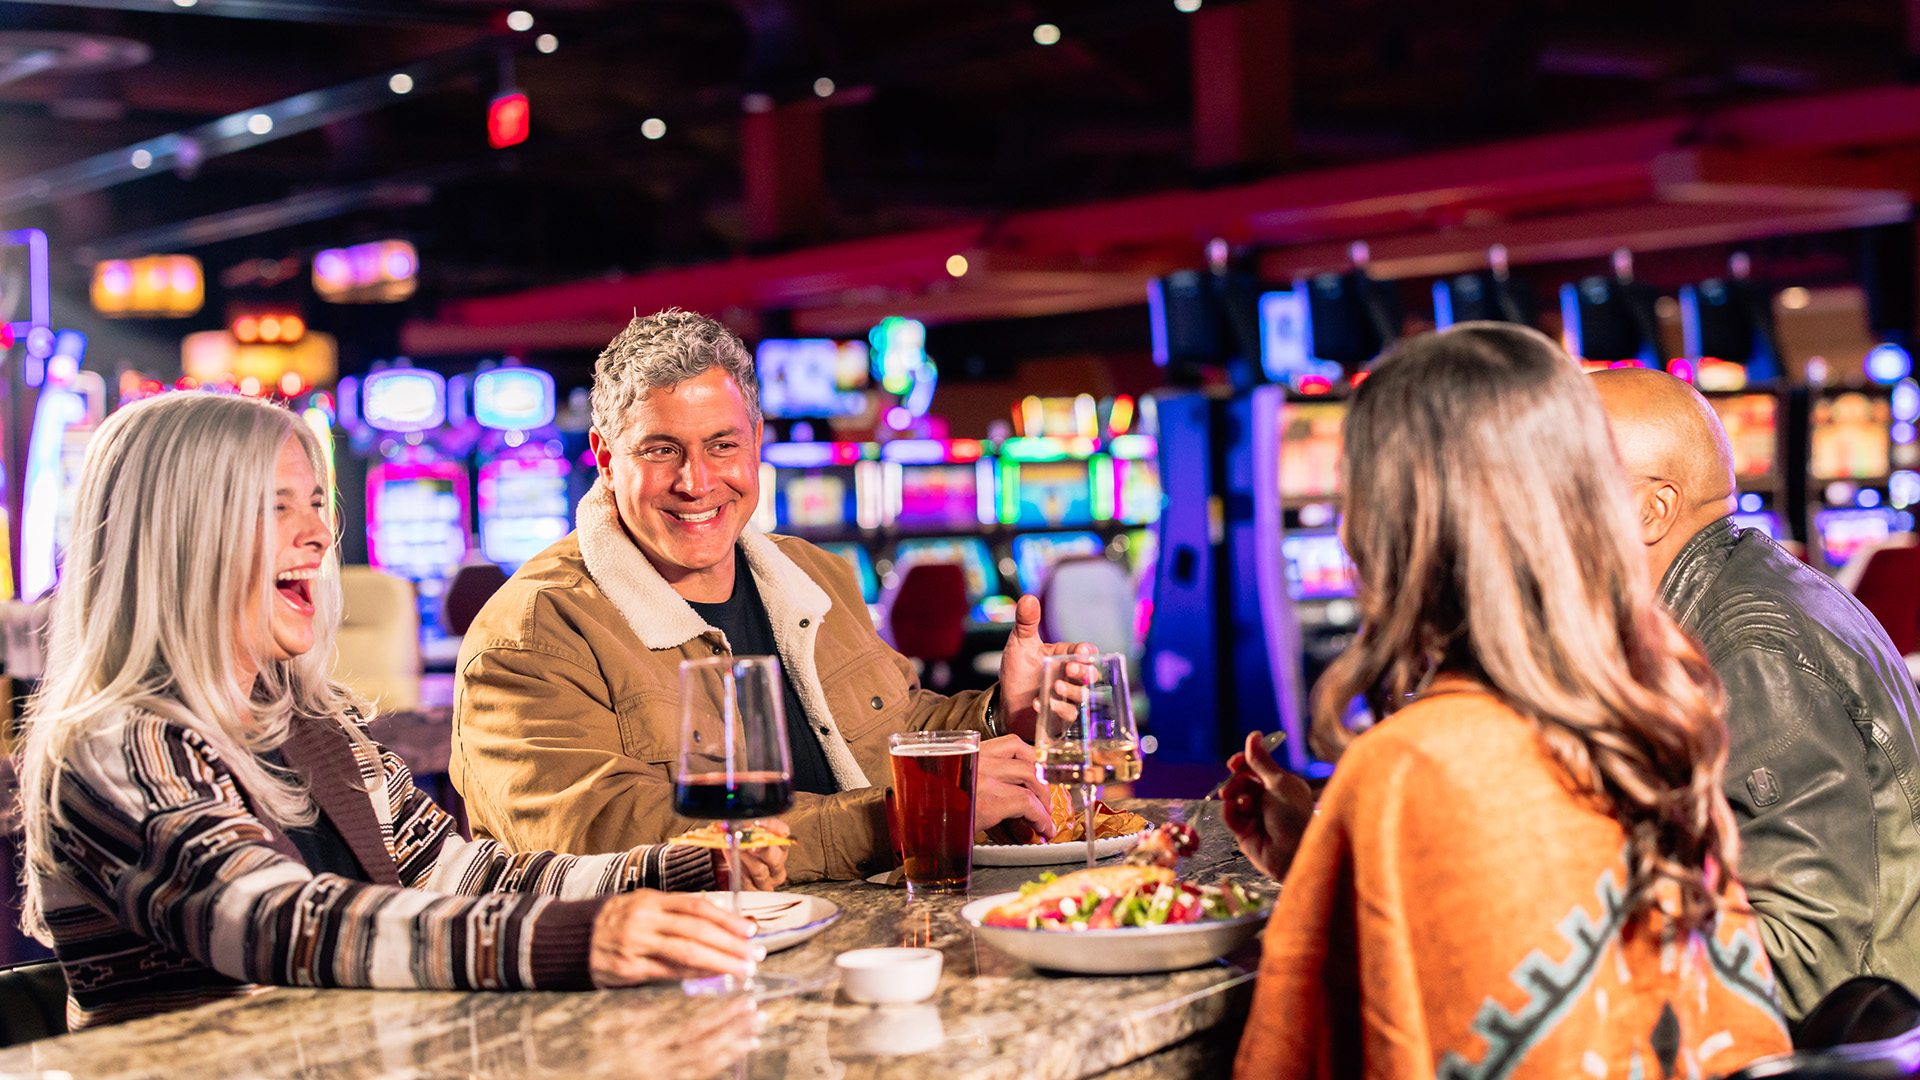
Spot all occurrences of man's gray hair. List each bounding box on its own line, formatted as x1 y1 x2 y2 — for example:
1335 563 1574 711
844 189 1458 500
590 308 761 440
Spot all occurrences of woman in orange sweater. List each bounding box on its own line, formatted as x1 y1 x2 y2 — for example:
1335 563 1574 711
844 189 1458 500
1226 323 1792 1079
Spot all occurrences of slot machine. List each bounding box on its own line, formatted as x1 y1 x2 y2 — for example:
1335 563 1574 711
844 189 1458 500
356 367 470 646
468 366 571 570
877 437 1008 624
1702 389 1790 542
996 435 1108 608
17 359 104 602
1805 380 1915 574
758 439 883 609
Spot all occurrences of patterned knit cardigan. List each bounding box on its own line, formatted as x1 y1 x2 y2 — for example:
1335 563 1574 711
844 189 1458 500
34 708 715 1030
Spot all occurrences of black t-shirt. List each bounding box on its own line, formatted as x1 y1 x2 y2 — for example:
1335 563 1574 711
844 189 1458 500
257 747 370 881
688 549 836 796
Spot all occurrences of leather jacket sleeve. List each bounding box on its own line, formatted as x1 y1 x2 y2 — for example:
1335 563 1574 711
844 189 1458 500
1717 644 1874 1021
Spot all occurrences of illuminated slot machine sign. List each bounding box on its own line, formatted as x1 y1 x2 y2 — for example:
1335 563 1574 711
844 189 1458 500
362 369 469 580
882 439 995 533
1009 531 1104 596
1277 401 1345 503
756 338 871 419
1280 531 1357 601
1815 508 1896 569
1106 434 1162 527
998 436 1101 529
762 441 881 535
1810 391 1893 485
472 367 570 568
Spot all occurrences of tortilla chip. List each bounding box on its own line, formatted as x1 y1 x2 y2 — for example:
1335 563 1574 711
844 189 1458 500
670 822 794 850
977 786 1151 845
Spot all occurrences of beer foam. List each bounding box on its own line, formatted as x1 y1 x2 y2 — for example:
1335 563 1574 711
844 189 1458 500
889 744 978 757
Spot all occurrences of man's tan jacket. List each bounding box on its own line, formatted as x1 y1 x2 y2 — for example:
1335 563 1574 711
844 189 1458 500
450 478 991 882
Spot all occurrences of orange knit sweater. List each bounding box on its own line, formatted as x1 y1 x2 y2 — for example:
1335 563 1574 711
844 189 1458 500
1233 690 1792 1080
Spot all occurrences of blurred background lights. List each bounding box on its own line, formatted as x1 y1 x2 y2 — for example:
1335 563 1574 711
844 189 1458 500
1033 23 1061 45
130 148 152 169
1739 492 1764 513
1892 471 1920 509
1866 342 1913 385
1175 0 1202 10
246 113 273 135
641 117 666 139
312 240 418 303
389 73 414 94
91 255 203 317
1778 286 1812 309
1859 488 1884 508
506 9 534 31
1895 422 1917 445
814 77 835 98
536 34 558 53
1892 379 1920 422
946 254 969 277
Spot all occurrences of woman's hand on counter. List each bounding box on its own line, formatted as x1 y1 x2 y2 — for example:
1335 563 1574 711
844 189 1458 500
589 891 763 986
1221 730 1315 882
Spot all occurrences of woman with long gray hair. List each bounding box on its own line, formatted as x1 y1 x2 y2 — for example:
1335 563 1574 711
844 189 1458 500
16 392 784 1029
1226 324 1791 1078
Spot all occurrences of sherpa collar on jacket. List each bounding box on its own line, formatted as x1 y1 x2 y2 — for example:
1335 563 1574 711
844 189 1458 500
573 478 870 790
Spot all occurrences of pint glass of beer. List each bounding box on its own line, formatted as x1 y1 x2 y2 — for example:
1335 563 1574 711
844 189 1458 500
888 730 980 895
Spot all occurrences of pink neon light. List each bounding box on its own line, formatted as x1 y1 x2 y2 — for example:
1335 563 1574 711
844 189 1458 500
364 459 470 578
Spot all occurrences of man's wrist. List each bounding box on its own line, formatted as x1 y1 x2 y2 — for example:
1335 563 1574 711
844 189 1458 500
983 686 1006 738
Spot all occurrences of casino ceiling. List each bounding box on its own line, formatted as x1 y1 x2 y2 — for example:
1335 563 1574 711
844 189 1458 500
0 0 1914 355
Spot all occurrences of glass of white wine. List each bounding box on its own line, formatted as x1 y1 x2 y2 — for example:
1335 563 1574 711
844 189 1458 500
1034 651 1141 869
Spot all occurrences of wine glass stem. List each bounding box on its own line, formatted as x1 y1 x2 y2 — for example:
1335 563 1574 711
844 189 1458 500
726 825 744 917
1083 783 1098 869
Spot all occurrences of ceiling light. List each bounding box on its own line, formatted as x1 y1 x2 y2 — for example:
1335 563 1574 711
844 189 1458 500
506 10 534 31
1033 23 1061 45
1174 0 1201 9
641 117 666 140
1779 286 1812 310
172 0 197 6
946 254 969 277
246 113 273 135
536 33 558 53
389 73 414 94
813 77 835 98
130 149 152 169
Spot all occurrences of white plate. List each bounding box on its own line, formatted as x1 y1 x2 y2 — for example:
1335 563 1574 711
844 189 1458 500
960 890 1270 974
700 891 840 953
971 829 1148 866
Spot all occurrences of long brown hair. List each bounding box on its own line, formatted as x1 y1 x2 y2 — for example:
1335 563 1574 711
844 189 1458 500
1313 322 1737 934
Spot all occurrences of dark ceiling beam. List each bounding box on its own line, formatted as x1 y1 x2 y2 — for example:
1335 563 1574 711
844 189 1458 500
75 176 440 260
0 30 531 217
0 0 487 27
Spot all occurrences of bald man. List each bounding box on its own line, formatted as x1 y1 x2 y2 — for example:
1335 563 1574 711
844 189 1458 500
1596 368 1920 1023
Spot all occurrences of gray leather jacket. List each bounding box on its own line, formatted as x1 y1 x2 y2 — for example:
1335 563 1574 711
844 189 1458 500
1663 516 1920 1020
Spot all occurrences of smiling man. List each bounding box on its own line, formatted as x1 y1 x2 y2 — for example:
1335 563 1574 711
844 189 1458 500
451 309 1084 882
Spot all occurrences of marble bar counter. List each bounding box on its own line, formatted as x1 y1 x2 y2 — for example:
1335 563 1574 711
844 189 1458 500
0 800 1263 1080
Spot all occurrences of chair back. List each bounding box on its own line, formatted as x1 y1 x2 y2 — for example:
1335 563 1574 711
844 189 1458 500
1040 556 1136 657
1854 547 1920 657
441 561 510 637
1729 977 1920 1079
0 960 67 1047
332 566 421 710
887 563 969 664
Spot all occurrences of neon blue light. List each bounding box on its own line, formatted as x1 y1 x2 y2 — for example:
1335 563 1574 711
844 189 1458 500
1894 380 1920 423
20 387 85 601
1431 281 1455 330
762 442 836 468
1739 493 1763 513
361 368 446 432
1894 422 1916 446
473 367 555 430
1859 488 1884 508
879 439 947 464
1867 343 1913 386
1146 279 1169 367
4 228 50 340
1892 471 1920 509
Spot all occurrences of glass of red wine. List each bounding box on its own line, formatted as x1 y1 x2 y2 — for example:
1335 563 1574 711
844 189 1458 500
674 655 795 996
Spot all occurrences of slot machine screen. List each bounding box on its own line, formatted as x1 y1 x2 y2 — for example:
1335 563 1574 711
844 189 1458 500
775 467 856 532
1114 457 1162 525
1710 394 1779 479
818 542 878 604
1281 531 1357 600
368 465 468 580
1011 460 1094 528
1278 402 1345 500
1810 392 1892 481
894 537 997 602
756 339 869 418
1815 507 1894 567
896 463 980 531
1010 531 1104 595
478 456 571 566
1729 511 1783 541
